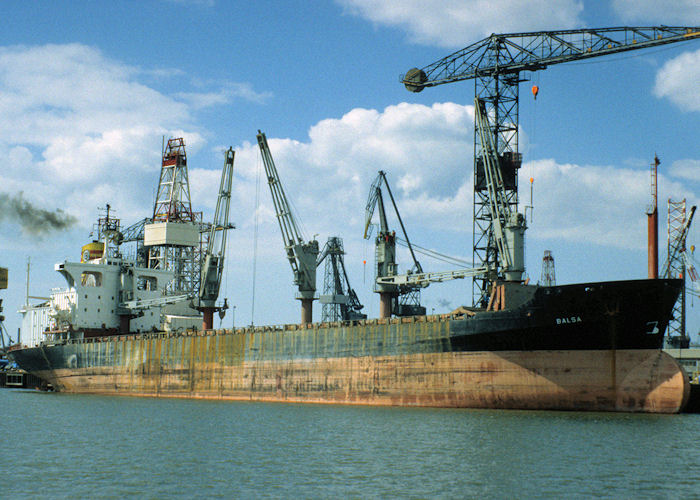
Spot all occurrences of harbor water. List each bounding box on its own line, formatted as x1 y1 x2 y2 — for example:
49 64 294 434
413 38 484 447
2 389 699 498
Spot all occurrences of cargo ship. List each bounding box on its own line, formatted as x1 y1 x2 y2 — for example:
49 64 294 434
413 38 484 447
6 129 692 413
8 260 689 412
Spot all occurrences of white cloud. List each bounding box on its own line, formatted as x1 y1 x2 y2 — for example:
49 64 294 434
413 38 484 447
229 102 475 243
522 159 698 250
669 159 700 182
654 48 700 112
336 0 583 48
175 82 273 109
612 0 700 23
0 44 216 226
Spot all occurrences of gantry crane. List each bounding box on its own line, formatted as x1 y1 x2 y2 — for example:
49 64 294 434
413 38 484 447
364 171 425 318
317 236 366 322
257 131 319 324
198 148 236 330
403 26 700 306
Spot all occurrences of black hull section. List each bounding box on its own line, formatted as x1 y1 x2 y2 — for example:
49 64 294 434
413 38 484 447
449 278 681 351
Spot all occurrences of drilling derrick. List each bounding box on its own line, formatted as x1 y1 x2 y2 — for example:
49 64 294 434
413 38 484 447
317 237 366 322
540 250 555 286
403 26 700 306
257 131 319 324
144 138 201 300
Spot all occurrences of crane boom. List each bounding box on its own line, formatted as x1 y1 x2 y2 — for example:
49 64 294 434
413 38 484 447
198 148 235 329
256 131 319 323
403 26 700 306
377 267 488 286
403 27 700 91
200 148 235 306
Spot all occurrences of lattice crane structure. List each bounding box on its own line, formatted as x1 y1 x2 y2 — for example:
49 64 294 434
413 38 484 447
403 26 700 306
664 200 696 347
144 138 203 299
540 250 556 287
317 237 366 322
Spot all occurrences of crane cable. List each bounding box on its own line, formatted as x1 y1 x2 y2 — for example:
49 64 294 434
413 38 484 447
251 153 262 327
395 237 474 267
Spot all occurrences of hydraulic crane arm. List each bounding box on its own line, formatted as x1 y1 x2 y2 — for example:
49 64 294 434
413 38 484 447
364 173 389 238
256 131 318 305
199 148 235 307
364 171 423 274
403 27 700 91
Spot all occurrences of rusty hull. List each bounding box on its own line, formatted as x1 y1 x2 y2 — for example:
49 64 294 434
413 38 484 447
30 325 689 413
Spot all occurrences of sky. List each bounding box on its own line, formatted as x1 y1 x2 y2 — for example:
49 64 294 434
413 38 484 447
1 1 699 343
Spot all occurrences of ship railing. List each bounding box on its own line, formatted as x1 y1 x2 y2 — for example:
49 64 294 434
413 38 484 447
39 312 472 348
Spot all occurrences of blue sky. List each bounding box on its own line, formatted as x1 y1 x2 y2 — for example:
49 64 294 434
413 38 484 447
1 1 699 342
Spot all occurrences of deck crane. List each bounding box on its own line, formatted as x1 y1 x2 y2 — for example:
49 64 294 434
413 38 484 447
364 171 426 318
257 131 319 324
317 236 366 322
403 26 700 306
198 148 236 330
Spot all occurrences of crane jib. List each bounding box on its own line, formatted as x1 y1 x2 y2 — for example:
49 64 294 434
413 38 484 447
403 27 700 89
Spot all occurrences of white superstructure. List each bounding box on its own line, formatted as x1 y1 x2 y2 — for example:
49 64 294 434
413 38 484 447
18 254 201 346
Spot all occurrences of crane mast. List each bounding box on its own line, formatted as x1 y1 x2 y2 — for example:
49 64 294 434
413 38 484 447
199 147 235 330
256 131 319 324
403 26 700 306
474 97 526 282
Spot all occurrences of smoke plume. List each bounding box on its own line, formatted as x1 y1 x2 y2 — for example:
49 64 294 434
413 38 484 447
0 192 78 235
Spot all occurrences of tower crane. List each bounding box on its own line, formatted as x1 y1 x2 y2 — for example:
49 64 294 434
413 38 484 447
198 147 236 330
257 131 319 324
403 26 700 306
317 236 366 322
364 171 425 318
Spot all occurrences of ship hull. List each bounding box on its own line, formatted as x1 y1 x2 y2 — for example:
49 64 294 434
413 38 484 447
16 346 689 413
10 279 690 413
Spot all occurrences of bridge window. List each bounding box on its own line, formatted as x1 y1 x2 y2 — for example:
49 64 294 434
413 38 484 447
137 276 158 291
80 271 102 287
